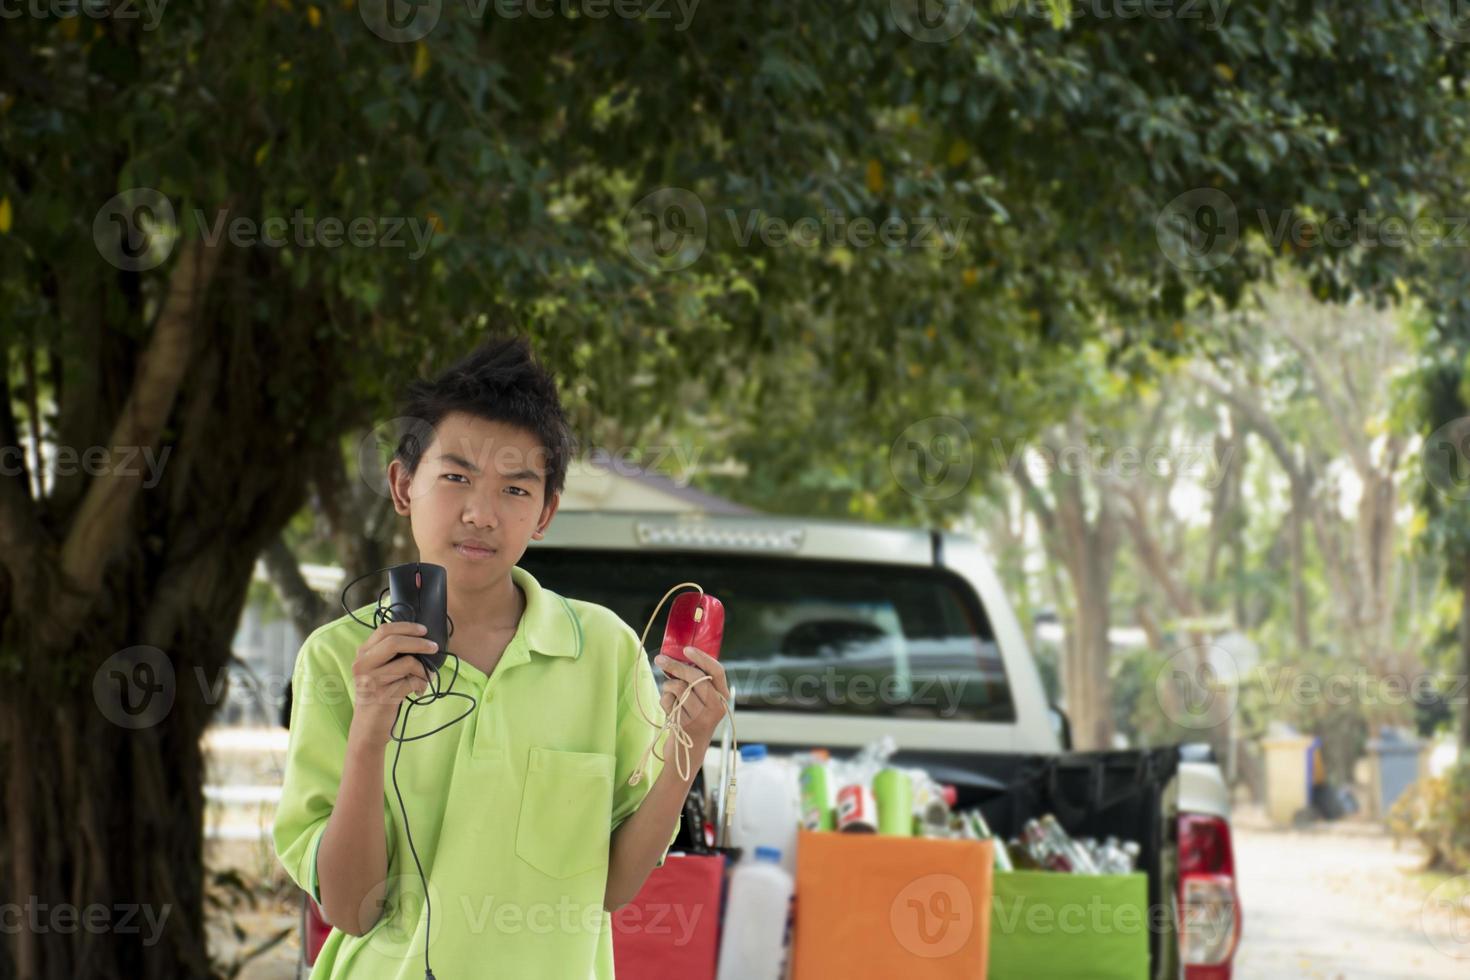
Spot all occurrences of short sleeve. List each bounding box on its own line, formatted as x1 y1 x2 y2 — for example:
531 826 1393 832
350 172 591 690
609 628 682 868
272 630 390 904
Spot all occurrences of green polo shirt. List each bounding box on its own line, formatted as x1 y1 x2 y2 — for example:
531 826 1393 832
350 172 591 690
273 564 679 979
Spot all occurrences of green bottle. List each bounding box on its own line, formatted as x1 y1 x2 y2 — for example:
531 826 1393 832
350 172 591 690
966 811 1014 872
873 768 914 837
799 751 835 831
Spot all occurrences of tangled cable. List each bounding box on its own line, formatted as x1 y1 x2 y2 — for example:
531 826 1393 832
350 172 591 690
624 583 739 842
340 566 476 980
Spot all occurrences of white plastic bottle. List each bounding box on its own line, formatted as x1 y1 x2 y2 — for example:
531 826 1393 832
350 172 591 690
728 744 800 875
716 847 795 980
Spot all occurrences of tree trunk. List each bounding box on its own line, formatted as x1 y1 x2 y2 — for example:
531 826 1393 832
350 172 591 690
1288 480 1311 653
2 539 278 979
0 247 343 976
1 540 311 978
1070 568 1115 750
1461 556 1470 754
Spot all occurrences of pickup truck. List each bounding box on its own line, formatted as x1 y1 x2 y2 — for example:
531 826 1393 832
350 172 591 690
292 510 1241 979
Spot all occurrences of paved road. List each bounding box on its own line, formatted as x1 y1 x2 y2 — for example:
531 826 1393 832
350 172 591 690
1232 806 1469 979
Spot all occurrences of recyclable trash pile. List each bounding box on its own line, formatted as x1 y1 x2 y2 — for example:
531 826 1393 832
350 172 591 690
667 736 1148 980
788 735 1140 875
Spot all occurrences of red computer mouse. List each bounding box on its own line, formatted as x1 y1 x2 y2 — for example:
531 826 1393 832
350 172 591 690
660 590 724 665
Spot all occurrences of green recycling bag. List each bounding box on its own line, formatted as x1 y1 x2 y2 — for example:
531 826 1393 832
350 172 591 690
987 870 1151 980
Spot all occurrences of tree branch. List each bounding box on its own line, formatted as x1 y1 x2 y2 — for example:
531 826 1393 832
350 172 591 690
261 535 330 639
50 236 223 636
1277 327 1371 478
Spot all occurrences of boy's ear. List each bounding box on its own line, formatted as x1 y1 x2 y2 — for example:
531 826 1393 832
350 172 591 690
531 490 561 540
387 458 414 516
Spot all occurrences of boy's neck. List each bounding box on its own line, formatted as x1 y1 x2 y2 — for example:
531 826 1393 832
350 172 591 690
447 571 526 641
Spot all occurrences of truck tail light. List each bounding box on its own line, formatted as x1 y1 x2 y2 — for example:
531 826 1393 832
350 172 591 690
1179 813 1240 979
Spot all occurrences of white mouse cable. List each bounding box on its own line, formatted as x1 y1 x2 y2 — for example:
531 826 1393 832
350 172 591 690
625 582 740 845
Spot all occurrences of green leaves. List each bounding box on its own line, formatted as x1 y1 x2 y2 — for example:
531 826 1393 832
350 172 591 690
2 0 1465 526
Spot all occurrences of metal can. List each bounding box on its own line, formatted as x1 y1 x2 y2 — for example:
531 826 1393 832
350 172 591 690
837 783 878 833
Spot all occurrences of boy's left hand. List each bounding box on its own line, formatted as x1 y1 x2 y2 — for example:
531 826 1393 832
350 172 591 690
653 647 730 749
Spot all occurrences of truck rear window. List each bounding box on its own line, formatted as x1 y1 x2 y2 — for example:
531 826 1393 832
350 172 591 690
519 550 1016 723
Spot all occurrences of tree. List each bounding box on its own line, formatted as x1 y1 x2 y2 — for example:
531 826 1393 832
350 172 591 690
1195 287 1422 694
1412 258 1470 754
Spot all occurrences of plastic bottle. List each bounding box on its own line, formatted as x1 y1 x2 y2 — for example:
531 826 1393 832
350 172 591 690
873 768 914 836
716 847 795 980
797 749 835 831
729 744 800 874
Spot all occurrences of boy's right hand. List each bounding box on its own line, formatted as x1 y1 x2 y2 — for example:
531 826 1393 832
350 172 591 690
347 621 437 748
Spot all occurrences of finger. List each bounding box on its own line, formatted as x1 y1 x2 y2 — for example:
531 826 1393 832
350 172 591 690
663 672 709 714
364 620 430 649
684 681 714 714
368 676 419 705
363 635 439 671
654 655 708 685
659 678 688 714
681 648 728 696
358 624 428 667
378 655 432 685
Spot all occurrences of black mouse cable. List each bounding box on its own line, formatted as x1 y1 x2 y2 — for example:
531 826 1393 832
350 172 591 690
339 567 477 980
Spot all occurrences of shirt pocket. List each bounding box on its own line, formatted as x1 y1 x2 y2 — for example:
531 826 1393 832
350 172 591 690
515 747 615 880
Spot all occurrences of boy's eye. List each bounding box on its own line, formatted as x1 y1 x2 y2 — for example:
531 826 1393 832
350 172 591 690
442 473 468 484
505 486 529 497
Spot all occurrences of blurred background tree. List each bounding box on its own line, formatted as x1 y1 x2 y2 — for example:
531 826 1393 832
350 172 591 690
2 2 1468 975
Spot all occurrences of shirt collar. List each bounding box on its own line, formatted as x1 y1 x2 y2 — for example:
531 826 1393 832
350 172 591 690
510 564 582 659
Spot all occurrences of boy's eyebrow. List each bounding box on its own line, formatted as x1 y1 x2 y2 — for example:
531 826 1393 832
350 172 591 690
437 452 482 474
438 453 541 481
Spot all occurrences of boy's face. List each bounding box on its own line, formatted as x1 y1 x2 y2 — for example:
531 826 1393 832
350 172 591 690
387 411 560 587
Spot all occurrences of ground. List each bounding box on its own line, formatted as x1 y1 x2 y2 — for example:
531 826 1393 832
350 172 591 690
1231 803 1469 979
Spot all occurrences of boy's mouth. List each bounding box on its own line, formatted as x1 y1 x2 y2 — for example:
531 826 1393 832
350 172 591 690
454 542 497 560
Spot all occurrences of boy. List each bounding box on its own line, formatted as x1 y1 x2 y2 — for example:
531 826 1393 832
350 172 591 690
273 336 729 978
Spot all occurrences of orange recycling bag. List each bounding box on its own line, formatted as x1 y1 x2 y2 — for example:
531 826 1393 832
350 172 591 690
790 828 993 978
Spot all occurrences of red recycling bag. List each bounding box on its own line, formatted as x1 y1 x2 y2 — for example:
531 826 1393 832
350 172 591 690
611 854 724 980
